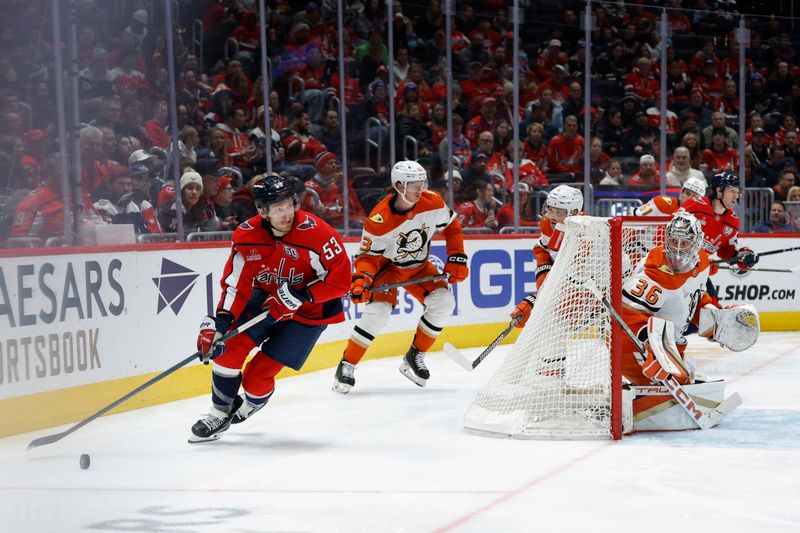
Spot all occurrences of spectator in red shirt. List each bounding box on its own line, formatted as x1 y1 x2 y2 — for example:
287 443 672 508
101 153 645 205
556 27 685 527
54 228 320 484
695 60 724 100
465 96 498 149
457 178 499 232
497 182 536 228
702 128 739 173
773 170 797 202
535 39 566 82
281 109 326 179
689 39 719 77
547 115 585 180
713 79 740 123
627 154 659 187
624 57 659 103
538 64 570 105
143 100 170 149
524 122 549 172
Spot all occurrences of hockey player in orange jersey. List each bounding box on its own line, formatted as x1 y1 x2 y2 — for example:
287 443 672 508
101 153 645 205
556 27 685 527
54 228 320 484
620 211 759 386
510 184 583 328
634 176 707 217
333 160 468 392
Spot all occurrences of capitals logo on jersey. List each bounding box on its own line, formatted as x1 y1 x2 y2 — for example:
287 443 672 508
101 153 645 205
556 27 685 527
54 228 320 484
256 257 304 285
297 215 317 230
396 224 429 260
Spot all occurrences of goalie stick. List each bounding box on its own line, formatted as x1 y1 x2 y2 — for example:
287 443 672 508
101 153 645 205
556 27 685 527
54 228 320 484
582 278 742 430
444 315 523 371
27 310 274 451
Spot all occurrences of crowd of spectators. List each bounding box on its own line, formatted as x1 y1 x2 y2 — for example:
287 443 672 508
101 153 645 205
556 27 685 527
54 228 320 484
1 0 800 245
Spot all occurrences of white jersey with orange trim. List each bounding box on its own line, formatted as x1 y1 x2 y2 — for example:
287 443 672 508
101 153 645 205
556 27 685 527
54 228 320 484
354 190 464 276
634 195 680 217
622 245 711 347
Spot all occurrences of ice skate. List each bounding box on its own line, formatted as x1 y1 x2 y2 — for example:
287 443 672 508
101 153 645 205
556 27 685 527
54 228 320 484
231 393 270 424
188 396 243 443
399 346 429 387
333 359 356 394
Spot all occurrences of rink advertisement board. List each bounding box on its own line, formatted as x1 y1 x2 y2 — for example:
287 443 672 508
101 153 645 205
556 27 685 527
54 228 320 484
0 235 798 435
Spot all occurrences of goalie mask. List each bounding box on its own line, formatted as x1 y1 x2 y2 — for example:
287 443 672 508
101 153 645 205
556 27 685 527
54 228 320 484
392 160 428 204
664 211 703 273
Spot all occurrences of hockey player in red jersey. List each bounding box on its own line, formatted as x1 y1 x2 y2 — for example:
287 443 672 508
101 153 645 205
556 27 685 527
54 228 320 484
190 174 351 442
333 160 468 392
681 171 759 276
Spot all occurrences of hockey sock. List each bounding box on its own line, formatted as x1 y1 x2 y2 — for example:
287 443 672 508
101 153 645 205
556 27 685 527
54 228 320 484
412 316 443 352
210 364 243 416
343 326 374 365
242 352 283 403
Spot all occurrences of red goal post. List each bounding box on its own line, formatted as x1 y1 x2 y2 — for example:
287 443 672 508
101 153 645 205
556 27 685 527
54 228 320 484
464 216 669 440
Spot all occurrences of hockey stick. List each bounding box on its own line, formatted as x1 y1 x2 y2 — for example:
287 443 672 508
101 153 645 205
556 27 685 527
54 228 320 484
582 278 742 430
27 310 273 451
371 274 448 293
444 315 522 371
711 245 800 265
718 264 800 273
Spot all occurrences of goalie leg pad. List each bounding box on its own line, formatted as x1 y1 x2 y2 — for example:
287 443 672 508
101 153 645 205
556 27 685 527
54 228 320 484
645 317 691 381
698 304 760 352
627 380 727 431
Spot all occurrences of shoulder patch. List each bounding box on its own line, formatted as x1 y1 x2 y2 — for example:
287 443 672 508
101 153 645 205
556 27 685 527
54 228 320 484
296 214 317 230
663 197 673 206
239 221 254 230
369 212 384 224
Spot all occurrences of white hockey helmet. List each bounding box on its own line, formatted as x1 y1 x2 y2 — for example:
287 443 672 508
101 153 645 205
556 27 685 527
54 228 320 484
546 185 583 213
681 176 707 198
391 160 428 202
665 211 703 273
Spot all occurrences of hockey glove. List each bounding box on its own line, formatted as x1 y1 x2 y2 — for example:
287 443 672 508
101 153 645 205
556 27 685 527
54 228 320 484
444 253 469 283
733 247 759 274
266 282 308 321
510 294 536 328
197 316 225 364
641 342 670 382
349 272 373 304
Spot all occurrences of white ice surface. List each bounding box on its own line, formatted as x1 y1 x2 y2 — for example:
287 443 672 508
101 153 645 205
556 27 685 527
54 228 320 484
2 332 800 533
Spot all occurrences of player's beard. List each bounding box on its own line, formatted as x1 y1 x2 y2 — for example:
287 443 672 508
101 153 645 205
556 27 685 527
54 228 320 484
269 213 295 235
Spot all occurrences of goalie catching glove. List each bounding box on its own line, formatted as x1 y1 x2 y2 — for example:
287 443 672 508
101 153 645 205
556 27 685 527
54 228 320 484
197 315 226 364
641 317 691 384
698 303 760 352
349 272 373 304
510 294 537 328
444 253 469 283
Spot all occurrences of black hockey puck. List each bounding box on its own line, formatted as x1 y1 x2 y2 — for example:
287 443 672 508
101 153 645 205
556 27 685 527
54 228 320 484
80 454 90 470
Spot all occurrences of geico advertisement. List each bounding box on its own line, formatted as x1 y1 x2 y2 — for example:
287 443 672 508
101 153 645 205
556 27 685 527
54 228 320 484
1 235 796 397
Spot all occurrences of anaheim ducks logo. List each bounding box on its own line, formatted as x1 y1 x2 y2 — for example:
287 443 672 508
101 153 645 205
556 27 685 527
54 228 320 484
396 224 429 259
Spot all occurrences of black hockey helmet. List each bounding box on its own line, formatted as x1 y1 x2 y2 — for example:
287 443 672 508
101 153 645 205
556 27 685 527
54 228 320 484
709 171 739 198
252 173 297 211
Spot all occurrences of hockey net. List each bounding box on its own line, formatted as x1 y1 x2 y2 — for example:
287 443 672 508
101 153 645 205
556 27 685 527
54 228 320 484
464 216 667 440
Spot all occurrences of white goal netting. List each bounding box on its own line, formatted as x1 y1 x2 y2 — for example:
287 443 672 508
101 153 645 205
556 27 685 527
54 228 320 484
464 216 665 439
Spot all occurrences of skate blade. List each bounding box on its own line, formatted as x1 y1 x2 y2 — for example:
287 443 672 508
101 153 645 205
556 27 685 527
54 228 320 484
399 362 427 387
188 433 222 444
332 380 352 394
